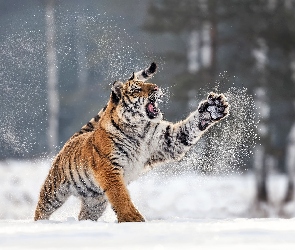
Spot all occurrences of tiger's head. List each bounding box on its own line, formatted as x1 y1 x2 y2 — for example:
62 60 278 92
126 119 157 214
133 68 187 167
110 63 163 124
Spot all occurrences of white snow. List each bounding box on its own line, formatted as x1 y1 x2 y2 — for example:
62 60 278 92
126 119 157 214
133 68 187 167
1 218 295 249
1 160 295 249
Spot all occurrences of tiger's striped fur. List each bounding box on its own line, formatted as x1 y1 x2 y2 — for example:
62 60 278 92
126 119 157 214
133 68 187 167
34 63 229 222
71 62 158 138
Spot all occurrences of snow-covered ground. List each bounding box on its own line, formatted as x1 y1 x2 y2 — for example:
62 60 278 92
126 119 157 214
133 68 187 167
1 218 295 249
0 159 256 220
1 160 295 249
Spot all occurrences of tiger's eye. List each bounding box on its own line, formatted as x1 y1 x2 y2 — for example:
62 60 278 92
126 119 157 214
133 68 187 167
133 88 141 93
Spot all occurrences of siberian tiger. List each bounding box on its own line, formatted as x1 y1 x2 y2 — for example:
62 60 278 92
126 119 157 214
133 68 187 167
34 62 229 222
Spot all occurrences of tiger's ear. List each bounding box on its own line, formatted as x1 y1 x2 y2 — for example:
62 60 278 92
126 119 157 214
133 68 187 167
111 81 123 104
129 62 157 82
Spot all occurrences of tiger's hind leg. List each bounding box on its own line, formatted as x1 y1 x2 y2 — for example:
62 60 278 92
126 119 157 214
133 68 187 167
78 196 108 221
34 167 71 220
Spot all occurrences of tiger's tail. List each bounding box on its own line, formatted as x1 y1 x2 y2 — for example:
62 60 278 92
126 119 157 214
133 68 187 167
34 164 70 220
72 107 105 137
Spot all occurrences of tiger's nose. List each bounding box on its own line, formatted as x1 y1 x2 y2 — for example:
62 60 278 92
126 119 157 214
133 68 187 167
153 86 159 91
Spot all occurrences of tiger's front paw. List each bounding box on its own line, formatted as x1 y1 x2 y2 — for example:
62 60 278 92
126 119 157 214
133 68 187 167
198 92 229 131
117 206 145 223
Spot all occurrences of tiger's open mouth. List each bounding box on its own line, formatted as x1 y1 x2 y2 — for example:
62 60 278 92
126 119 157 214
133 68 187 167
146 101 159 119
146 88 163 119
146 87 163 119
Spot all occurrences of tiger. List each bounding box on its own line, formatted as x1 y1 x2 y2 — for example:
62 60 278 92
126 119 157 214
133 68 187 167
34 62 229 222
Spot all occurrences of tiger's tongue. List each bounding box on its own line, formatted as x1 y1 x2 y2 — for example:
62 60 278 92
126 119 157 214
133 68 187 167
148 103 155 113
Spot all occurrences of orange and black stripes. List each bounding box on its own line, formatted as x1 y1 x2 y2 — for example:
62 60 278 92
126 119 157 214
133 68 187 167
34 64 229 222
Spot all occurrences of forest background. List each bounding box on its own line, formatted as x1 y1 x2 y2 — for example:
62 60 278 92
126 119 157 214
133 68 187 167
1 0 295 209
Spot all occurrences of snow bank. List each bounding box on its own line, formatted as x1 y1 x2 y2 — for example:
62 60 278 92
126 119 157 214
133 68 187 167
1 160 294 221
1 160 295 249
0 160 49 220
1 218 295 249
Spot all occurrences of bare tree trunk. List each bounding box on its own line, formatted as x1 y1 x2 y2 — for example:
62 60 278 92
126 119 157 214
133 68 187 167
208 2 217 76
187 30 200 74
280 108 295 217
76 16 88 90
252 86 269 217
201 22 211 68
285 142 295 201
253 89 269 203
284 52 295 202
45 0 59 155
253 39 269 206
254 144 268 202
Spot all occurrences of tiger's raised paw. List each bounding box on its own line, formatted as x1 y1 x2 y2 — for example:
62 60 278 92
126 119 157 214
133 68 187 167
198 92 229 131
